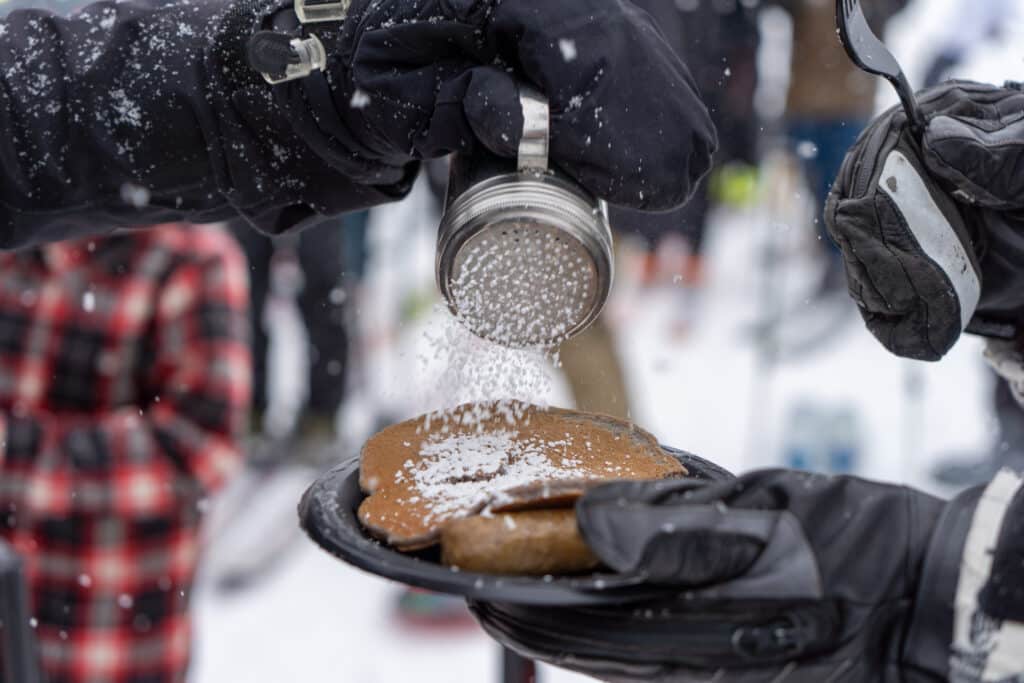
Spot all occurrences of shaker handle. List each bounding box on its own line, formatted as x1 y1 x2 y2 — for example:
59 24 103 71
517 86 549 173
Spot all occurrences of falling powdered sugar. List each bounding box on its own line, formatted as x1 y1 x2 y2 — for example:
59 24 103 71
419 315 558 429
419 222 598 429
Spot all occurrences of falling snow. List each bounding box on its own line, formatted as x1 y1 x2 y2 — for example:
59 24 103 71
350 89 371 109
110 89 142 128
558 38 577 62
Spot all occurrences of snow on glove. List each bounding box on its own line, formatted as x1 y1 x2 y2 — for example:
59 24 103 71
250 0 717 210
825 80 1024 361
470 469 1002 683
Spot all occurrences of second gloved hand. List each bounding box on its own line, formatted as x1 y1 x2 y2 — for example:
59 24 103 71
825 80 1024 361
472 469 978 682
249 0 716 209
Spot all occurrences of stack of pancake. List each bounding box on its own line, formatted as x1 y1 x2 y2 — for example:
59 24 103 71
357 402 685 575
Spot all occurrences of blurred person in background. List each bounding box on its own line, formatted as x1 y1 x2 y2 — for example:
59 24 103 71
775 0 907 302
230 221 347 464
0 224 250 683
614 0 760 335
211 215 369 595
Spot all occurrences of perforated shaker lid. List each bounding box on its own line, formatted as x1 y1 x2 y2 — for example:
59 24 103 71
436 88 613 348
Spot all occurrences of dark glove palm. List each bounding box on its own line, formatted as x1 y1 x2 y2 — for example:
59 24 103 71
268 0 716 209
472 470 947 682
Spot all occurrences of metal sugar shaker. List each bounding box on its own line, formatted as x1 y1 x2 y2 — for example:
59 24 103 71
436 86 613 349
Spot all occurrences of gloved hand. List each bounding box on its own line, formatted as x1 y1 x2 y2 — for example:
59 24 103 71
825 80 1024 361
246 0 716 210
471 469 983 682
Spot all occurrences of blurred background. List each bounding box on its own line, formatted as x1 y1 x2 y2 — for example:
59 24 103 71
1 0 1021 681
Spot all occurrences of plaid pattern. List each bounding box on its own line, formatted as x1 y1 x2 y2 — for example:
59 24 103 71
0 224 250 683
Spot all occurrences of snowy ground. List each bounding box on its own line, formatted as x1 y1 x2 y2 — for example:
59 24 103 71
189 4 1022 681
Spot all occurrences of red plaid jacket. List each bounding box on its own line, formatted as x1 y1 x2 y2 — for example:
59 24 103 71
0 224 250 683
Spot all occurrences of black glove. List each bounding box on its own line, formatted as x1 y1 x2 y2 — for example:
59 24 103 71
471 469 987 682
825 80 1024 361
247 0 717 210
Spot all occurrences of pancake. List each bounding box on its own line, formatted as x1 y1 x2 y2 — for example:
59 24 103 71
440 509 600 575
358 401 684 552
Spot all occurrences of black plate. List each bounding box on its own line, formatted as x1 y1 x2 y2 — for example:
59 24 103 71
298 449 730 606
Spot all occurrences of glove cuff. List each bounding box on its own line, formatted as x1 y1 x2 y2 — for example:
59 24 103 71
904 470 1024 682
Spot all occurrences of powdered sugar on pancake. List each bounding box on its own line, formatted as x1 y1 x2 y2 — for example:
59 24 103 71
357 403 685 551
405 429 586 524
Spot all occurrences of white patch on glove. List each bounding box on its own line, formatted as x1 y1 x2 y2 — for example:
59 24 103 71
878 150 981 331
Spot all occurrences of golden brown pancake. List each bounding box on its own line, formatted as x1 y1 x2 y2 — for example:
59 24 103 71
440 509 600 575
358 402 684 552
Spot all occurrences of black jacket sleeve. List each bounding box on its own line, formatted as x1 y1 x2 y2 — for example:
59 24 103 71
0 0 416 248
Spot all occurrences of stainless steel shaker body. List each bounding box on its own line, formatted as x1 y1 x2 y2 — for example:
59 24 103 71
436 88 613 349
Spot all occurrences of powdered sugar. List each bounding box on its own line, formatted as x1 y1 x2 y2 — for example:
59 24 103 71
419 309 560 428
402 429 583 524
